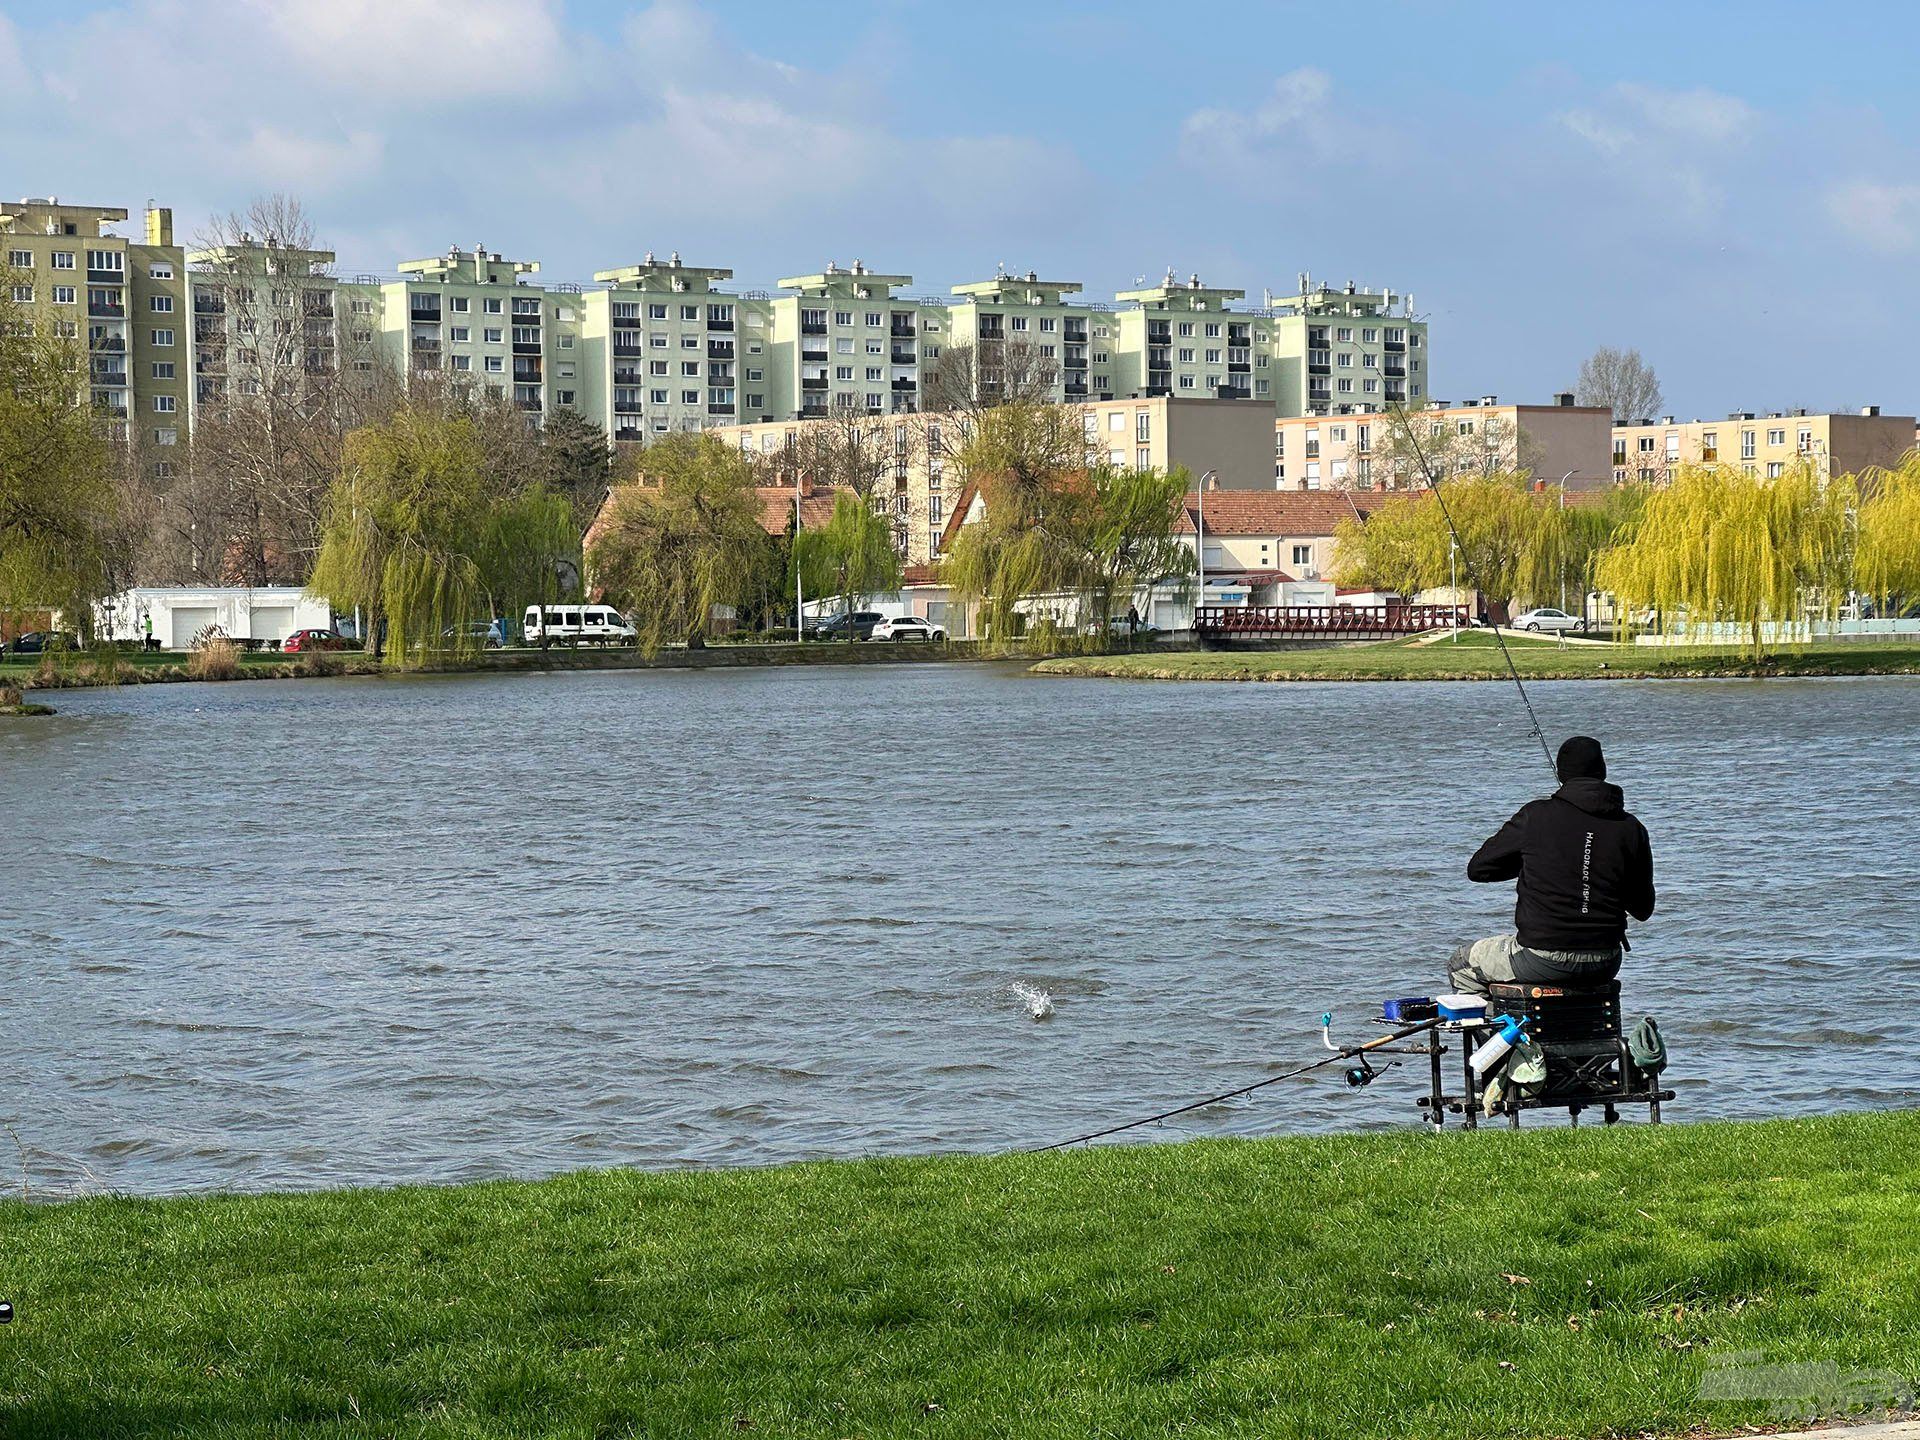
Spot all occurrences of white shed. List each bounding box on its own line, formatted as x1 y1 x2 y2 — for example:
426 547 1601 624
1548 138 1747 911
94 587 334 650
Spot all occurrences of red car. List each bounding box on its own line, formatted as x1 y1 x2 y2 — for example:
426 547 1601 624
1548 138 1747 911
282 628 349 653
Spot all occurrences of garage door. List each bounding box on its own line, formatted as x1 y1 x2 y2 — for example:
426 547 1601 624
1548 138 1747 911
250 606 296 645
170 607 218 650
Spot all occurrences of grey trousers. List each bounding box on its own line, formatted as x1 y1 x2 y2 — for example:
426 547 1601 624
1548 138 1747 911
1448 933 1621 996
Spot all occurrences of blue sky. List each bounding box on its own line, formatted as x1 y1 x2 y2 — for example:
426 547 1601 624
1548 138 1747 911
7 0 1920 416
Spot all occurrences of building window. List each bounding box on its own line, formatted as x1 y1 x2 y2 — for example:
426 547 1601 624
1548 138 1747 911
451 354 471 371
6 249 31 268
1767 461 1784 478
154 427 177 446
150 361 174 379
8 285 29 304
149 295 173 312
149 261 173 280
483 298 503 315
450 296 470 313
681 305 698 321
1135 446 1151 469
1741 431 1756 459
87 250 124 273
484 356 503 373
484 328 502 344
450 326 470 342
52 285 75 304
152 395 175 412
151 328 173 346
1292 544 1312 566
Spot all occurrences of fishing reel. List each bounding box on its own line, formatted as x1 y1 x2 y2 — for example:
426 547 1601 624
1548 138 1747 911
0 1301 12 1323
1343 1055 1400 1089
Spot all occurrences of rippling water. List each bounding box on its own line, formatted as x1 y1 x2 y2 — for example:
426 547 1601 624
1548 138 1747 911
2 664 1916 1195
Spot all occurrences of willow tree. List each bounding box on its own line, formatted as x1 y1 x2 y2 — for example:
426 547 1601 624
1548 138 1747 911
1332 477 1546 608
939 402 1093 643
1076 464 1195 642
1520 484 1648 615
1855 454 1920 609
1595 464 1854 656
308 408 563 665
587 433 775 654
794 491 901 625
0 289 122 627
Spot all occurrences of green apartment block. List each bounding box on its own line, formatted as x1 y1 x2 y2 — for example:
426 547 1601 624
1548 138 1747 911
770 262 927 419
1110 273 1255 403
379 245 582 418
2 198 188 474
577 254 768 442
939 271 1095 406
1259 278 1427 417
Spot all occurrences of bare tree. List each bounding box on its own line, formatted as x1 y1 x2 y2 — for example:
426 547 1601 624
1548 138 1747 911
777 408 928 560
921 337 1061 421
1360 407 1541 490
181 194 392 584
1575 346 1663 422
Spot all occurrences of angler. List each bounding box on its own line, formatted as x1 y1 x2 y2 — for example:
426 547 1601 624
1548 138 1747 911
1450 735 1656 996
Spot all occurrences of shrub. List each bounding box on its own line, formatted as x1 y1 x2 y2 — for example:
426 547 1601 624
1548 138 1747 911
296 649 345 679
186 638 240 681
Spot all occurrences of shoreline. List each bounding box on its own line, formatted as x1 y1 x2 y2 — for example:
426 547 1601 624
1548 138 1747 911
3 1109 1916 1438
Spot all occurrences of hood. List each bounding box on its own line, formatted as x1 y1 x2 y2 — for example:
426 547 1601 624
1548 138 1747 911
1553 777 1626 817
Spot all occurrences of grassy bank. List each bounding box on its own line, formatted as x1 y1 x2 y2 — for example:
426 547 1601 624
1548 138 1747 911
1033 632 1920 682
3 1111 1917 1438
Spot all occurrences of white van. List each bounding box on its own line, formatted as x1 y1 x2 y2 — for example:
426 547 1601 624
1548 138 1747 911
523 604 637 647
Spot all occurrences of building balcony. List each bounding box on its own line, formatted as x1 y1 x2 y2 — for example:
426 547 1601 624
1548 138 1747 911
192 296 225 314
613 368 642 386
612 342 644 358
708 342 734 358
412 355 441 372
708 402 735 415
87 301 124 318
977 325 1005 341
90 335 126 353
613 400 642 414
1063 355 1088 370
90 366 128 385
412 336 441 351
409 304 441 321
1229 362 1251 373
513 365 543 383
615 425 642 441
890 348 915 365
1308 363 1331 376
1218 384 1250 399
511 304 542 319
800 403 829 418
1384 386 1406 401
707 318 733 331
890 396 918 414
86 267 125 284
1064 381 1088 396
96 403 129 419
1384 364 1406 377
890 321 915 338
516 397 543 413
800 321 827 336
512 341 542 355
801 376 829 392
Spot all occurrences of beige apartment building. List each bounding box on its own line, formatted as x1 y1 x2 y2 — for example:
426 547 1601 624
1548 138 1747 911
1610 407 1913 483
2 198 189 472
1081 394 1275 490
1273 394 1613 492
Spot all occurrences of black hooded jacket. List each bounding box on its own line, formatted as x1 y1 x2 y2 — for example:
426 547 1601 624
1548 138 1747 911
1468 778 1656 953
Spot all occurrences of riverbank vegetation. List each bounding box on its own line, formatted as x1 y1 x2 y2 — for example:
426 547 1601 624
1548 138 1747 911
3 1110 1916 1437
1033 631 1920 682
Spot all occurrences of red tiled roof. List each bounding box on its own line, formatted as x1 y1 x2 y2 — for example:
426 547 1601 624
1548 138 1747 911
756 485 844 535
1175 488 1404 537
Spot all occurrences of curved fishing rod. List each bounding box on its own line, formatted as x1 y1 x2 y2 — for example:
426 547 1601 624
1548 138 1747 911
1027 1017 1439 1152
1390 410 1557 776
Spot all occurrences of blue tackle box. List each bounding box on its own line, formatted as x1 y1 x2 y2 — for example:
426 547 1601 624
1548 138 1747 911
1382 996 1438 1021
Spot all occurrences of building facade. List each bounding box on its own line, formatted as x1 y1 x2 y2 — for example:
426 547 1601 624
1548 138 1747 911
2 198 189 470
938 271 1092 407
1273 394 1613 492
1260 278 1428 417
1609 408 1913 484
768 262 929 420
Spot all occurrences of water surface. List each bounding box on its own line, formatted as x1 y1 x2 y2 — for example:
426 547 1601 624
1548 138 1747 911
4 663 1915 1194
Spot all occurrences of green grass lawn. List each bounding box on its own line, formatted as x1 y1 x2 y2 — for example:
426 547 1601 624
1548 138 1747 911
1034 633 1920 682
3 1111 1917 1437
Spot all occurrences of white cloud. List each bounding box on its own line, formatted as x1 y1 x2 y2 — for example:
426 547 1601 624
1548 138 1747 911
0 14 29 93
242 0 567 100
1824 179 1920 253
1181 68 1343 164
231 127 387 192
1555 82 1757 229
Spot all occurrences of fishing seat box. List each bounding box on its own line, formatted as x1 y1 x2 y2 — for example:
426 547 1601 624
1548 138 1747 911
1486 980 1621 1044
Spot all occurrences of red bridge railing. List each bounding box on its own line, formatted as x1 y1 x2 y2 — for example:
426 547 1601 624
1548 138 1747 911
1195 603 1467 638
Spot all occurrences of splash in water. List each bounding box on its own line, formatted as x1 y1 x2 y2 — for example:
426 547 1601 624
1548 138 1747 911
1010 981 1055 1021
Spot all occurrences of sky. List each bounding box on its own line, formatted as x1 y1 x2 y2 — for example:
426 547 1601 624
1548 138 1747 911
6 0 1920 417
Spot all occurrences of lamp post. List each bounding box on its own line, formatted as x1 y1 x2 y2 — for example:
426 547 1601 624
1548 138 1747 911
794 471 804 644
1557 470 1578 614
1449 531 1458 643
1194 469 1215 636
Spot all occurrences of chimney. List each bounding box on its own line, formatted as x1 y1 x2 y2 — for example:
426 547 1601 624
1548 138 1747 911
1553 391 1574 407
1861 404 1881 416
145 204 172 247
1662 415 1674 424
1533 478 1547 493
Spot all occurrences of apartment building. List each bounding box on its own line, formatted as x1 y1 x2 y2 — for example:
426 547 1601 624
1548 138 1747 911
2 198 189 468
1274 394 1613 492
1610 407 1913 483
1080 394 1275 490
379 246 581 419
1110 273 1256 402
709 410 951 568
184 234 374 432
938 271 1096 406
768 261 928 420
577 254 770 442
1261 278 1428 417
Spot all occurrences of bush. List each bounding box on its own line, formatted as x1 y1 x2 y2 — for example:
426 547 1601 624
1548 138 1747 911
186 638 240 681
296 650 344 679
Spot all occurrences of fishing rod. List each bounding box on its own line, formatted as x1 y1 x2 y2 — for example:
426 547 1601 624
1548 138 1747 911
1027 1016 1440 1152
1393 413 1557 776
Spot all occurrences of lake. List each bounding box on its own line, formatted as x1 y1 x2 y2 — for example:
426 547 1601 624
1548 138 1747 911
4 663 1916 1194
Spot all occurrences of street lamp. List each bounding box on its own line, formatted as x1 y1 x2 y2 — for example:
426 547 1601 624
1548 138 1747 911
1194 469 1216 635
1557 470 1579 614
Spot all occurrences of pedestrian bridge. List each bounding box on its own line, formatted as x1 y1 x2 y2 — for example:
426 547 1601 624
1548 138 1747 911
1195 603 1467 640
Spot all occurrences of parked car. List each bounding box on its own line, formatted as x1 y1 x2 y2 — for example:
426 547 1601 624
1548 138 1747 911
811 610 887 641
2 631 76 656
1511 607 1587 633
869 616 947 643
441 621 504 649
523 604 636 647
283 628 350 653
